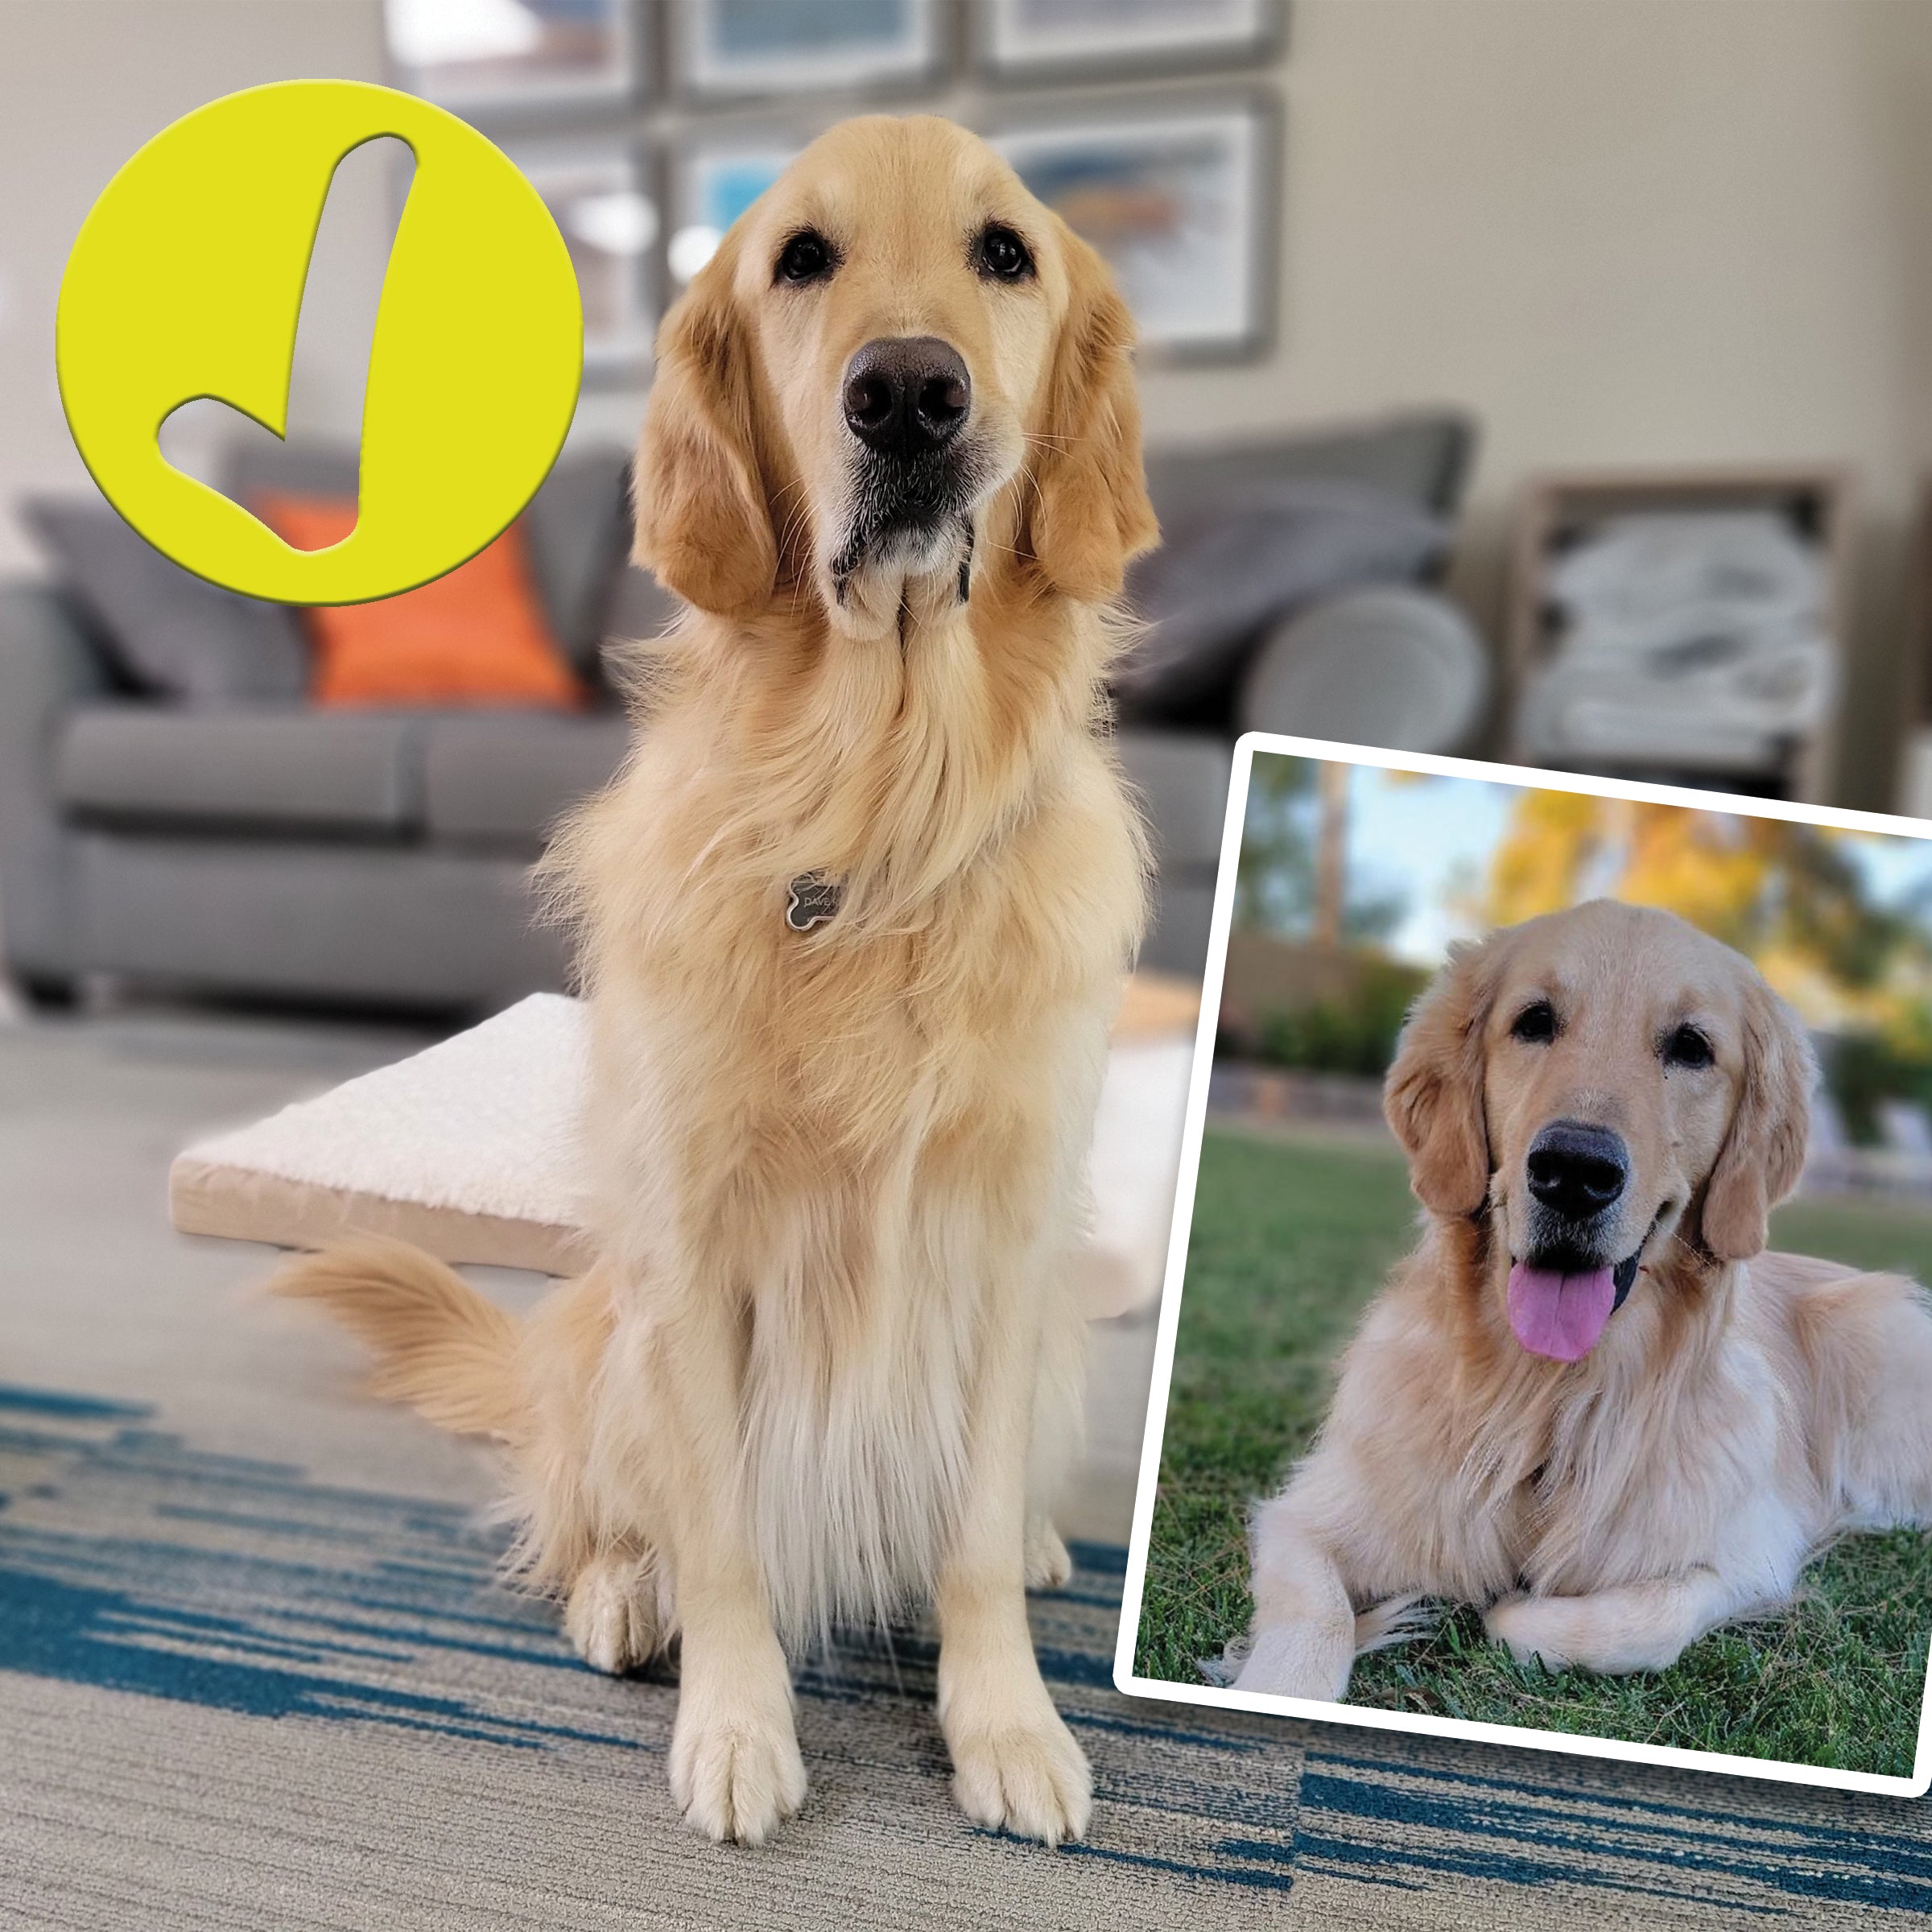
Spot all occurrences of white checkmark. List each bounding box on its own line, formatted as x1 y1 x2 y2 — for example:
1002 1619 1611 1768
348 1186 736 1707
157 134 414 513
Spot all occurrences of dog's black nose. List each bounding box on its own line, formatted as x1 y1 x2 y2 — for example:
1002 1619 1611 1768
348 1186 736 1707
842 336 971 458
1525 1121 1629 1221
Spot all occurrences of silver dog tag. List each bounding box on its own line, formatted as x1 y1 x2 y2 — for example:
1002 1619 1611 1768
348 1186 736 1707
785 873 843 932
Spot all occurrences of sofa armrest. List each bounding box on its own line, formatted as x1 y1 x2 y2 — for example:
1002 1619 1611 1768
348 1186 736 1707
1235 584 1489 757
0 579 112 980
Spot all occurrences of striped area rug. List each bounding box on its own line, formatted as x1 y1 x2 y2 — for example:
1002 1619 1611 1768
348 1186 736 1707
0 1381 1926 1929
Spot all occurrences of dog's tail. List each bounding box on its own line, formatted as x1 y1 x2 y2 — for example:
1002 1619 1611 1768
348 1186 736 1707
272 1237 526 1439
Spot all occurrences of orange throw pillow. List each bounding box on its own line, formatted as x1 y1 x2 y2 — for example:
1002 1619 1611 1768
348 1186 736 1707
254 492 587 709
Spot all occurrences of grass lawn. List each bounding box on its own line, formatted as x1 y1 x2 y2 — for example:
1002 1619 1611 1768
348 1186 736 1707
1133 1125 1932 1777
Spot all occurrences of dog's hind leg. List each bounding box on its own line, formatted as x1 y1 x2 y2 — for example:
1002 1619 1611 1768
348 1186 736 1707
1227 1493 1359 1701
1814 1276 1932 1530
1024 1517 1072 1590
564 1546 669 1675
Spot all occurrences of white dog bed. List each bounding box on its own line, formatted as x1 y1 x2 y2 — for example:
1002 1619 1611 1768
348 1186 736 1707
170 983 1199 1319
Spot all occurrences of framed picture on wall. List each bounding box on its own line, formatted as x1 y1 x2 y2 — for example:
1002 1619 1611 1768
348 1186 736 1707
673 0 946 103
667 133 811 286
506 141 659 376
384 0 644 112
992 96 1276 361
981 0 1283 81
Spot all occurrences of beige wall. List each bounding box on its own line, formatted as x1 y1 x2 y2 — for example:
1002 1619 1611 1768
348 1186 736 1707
3 0 1929 804
1136 0 1932 807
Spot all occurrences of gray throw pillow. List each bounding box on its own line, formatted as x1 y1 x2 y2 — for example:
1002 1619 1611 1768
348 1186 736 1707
26 496 309 703
1115 477 1447 716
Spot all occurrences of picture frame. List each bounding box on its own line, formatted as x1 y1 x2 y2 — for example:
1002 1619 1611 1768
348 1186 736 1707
1117 729 1932 1799
666 130 812 287
383 0 645 114
980 0 1284 83
504 138 660 378
990 94 1277 361
672 0 947 104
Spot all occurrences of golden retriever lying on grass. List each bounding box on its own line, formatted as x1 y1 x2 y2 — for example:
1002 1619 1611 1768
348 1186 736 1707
275 116 1157 1846
1231 898 1932 1703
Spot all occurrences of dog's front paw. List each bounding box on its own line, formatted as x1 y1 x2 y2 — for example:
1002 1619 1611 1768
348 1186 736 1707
948 1707 1092 1847
669 1695 807 1846
564 1552 662 1675
1228 1620 1354 1702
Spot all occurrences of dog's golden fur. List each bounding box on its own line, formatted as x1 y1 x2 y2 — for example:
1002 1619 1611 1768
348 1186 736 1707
274 115 1154 1847
1232 898 1932 1701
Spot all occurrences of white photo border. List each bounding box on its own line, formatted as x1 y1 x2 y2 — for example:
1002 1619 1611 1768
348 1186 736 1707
1112 729 1932 1801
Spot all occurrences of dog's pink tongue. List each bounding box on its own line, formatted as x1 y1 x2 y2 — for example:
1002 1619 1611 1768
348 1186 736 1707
1507 1261 1616 1361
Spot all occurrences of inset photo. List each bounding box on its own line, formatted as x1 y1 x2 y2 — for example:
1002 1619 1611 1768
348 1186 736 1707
1117 737 1932 1795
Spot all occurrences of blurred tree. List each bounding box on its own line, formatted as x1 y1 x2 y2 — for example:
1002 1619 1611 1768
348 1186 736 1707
1236 755 1318 933
1484 796 1916 990
1236 755 1406 943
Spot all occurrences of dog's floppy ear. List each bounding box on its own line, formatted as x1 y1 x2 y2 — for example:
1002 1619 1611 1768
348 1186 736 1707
633 241 775 617
1025 227 1158 604
1699 979 1815 1262
1383 938 1500 1219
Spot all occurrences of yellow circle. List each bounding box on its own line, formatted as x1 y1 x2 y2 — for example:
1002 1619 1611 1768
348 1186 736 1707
56 80 583 605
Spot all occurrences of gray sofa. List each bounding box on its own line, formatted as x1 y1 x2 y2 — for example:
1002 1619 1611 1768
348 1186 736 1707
0 412 1477 1015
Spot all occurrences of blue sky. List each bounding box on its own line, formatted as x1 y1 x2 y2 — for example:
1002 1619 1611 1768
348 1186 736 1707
1260 756 1932 967
1342 767 1514 964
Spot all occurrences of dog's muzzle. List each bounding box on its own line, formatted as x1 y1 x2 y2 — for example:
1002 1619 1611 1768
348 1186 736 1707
834 337 980 589
1511 1121 1650 1361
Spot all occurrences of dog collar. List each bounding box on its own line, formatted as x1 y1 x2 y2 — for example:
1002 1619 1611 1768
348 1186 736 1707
785 873 843 932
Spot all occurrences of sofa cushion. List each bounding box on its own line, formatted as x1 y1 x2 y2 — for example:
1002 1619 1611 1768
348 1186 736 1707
1142 411 1476 523
1117 478 1447 718
256 494 586 711
56 708 419 836
1237 585 1490 755
421 712 631 846
222 440 634 676
23 497 310 703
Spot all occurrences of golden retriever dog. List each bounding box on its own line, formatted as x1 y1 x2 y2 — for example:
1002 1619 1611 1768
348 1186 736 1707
272 115 1154 1847
1230 898 1932 1703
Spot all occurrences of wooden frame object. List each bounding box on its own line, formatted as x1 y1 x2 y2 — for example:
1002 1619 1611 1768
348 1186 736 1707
502 135 661 378
1505 468 1853 805
1893 480 1932 819
671 0 947 104
980 0 1284 84
383 0 646 114
989 89 1278 362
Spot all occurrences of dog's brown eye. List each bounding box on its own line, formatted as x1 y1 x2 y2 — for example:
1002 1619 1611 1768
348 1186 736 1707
975 223 1034 283
775 230 834 285
1664 1023 1714 1069
1511 1001 1557 1044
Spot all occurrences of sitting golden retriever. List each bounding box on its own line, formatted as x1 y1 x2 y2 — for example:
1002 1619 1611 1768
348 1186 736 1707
1231 898 1932 1703
276 116 1156 1845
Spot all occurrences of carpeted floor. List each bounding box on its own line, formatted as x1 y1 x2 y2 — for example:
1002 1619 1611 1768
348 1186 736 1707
2 1010 1929 1927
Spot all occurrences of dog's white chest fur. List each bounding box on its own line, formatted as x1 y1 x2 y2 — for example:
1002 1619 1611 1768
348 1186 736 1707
741 1195 980 1645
